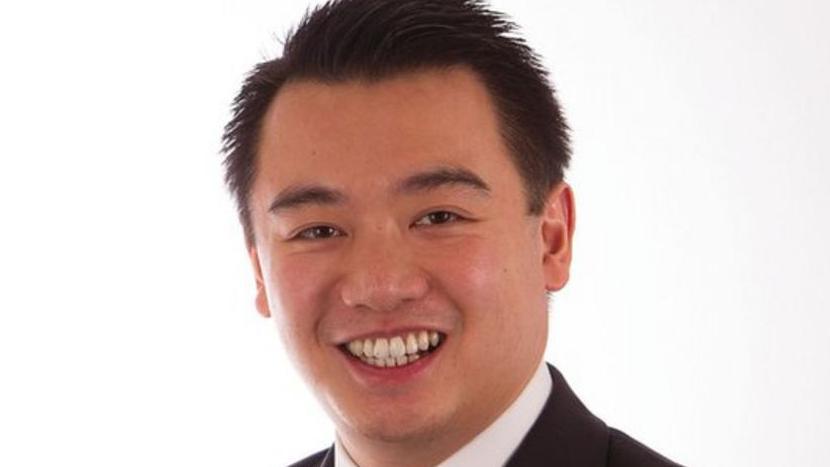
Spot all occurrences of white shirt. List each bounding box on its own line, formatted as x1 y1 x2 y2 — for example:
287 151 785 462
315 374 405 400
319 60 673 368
335 360 552 467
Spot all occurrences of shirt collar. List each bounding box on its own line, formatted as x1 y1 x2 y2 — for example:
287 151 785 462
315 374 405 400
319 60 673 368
335 359 552 467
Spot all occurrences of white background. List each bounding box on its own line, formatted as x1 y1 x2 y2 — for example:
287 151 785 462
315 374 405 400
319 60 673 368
1 1 828 466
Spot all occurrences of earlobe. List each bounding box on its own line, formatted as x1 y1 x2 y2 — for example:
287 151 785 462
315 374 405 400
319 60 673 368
541 182 575 292
248 247 271 318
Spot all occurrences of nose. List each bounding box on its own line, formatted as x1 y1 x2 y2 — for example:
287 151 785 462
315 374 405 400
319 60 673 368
338 227 429 312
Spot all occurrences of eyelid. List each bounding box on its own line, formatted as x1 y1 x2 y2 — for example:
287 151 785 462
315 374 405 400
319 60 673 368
412 209 469 227
285 208 473 240
288 223 345 241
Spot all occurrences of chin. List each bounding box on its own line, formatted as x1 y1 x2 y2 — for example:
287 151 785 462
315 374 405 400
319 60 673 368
335 395 454 444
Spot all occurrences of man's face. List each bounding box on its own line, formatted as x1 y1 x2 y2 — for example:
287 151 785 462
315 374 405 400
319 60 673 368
248 68 573 445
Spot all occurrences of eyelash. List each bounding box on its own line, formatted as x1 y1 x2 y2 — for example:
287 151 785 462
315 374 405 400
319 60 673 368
291 210 464 241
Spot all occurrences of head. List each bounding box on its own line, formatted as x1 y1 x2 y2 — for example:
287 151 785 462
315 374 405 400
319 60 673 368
222 0 574 461
223 0 570 247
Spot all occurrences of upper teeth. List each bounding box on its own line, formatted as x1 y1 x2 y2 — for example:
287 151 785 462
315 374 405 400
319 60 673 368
346 330 442 367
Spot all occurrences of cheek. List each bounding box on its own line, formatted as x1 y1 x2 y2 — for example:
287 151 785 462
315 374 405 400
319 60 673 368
427 238 506 307
264 254 333 345
430 231 545 330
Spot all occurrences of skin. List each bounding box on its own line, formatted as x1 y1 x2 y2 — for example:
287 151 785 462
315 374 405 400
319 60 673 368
247 67 575 467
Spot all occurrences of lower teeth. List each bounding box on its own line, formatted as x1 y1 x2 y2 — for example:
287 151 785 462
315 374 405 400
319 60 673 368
356 348 437 368
361 353 420 368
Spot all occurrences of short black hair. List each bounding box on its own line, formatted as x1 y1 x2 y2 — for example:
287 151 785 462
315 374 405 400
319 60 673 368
222 0 571 245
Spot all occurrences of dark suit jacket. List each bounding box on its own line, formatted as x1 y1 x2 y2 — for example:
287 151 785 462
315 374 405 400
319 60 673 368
289 364 683 466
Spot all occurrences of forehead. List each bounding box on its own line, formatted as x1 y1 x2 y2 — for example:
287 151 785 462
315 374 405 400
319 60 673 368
253 67 520 204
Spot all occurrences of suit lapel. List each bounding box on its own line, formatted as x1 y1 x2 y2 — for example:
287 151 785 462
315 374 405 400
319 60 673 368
505 364 610 467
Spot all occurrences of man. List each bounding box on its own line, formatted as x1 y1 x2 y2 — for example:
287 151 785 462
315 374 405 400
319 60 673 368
222 1 681 465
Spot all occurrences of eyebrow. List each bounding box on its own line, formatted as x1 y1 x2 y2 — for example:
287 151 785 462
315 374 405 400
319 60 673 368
394 166 491 196
268 166 491 214
268 185 346 214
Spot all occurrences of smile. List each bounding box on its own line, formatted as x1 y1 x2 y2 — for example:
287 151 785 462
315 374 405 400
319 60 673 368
342 330 444 368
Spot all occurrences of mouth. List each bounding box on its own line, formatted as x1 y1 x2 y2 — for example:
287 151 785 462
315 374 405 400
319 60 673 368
339 330 444 369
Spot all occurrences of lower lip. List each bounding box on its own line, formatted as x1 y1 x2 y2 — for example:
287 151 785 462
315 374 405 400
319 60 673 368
338 344 443 386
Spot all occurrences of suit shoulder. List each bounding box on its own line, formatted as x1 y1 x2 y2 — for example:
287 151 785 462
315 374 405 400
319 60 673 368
607 428 684 467
286 447 330 467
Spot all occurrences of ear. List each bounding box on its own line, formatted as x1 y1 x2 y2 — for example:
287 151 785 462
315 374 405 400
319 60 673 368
541 182 575 291
248 246 271 318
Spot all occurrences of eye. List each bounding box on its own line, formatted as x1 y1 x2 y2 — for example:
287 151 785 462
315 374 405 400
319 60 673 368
413 210 462 227
293 225 344 241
